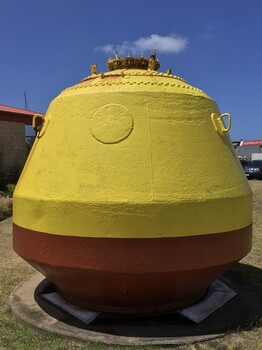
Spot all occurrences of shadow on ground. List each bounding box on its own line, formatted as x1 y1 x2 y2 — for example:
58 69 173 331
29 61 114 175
33 262 262 339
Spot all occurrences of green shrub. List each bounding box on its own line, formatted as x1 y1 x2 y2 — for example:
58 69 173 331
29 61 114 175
6 184 16 198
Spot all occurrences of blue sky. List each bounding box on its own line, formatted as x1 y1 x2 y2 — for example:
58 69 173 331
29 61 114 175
0 0 261 140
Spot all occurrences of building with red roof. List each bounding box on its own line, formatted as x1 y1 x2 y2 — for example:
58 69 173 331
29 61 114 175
0 104 39 125
0 104 43 190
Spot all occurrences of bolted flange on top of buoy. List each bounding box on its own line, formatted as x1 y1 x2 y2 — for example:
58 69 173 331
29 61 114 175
106 51 160 71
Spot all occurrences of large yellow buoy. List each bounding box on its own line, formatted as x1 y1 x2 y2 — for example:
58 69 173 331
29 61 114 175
13 53 252 313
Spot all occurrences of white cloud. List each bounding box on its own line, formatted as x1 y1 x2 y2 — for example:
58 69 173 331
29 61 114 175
95 34 188 56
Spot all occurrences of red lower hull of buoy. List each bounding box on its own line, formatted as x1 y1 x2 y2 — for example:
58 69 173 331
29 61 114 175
13 223 252 314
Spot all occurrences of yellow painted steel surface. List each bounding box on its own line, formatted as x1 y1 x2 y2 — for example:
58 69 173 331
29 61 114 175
14 67 252 238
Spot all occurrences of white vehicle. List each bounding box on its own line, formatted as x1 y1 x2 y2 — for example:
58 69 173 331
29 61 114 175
251 153 262 161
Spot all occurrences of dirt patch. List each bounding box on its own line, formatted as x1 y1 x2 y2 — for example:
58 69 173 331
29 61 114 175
0 197 12 222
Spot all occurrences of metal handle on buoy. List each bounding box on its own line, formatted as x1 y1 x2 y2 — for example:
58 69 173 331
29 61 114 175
32 113 45 131
32 114 50 138
211 113 231 134
218 113 231 133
